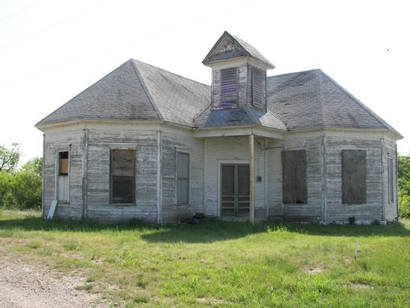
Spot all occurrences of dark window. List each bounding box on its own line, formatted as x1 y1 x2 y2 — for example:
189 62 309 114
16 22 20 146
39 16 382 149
110 149 135 204
59 151 69 175
282 150 307 204
251 67 265 109
220 67 238 108
388 157 394 203
342 150 366 204
176 152 189 204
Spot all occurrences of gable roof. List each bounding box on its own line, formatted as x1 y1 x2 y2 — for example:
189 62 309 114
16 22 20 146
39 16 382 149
36 60 210 128
266 69 402 138
202 31 274 69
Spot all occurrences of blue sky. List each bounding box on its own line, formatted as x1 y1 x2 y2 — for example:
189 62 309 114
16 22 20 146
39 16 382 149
1 0 409 163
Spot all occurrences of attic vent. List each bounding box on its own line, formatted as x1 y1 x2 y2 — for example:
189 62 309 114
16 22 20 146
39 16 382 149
219 67 238 108
251 67 265 109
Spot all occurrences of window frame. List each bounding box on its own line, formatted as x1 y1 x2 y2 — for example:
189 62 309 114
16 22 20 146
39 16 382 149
218 67 239 108
387 156 394 204
250 66 265 109
342 149 367 205
176 151 190 205
56 149 70 204
281 150 307 204
109 149 136 205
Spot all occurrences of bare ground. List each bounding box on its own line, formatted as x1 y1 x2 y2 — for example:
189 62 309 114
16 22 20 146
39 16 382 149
0 255 104 308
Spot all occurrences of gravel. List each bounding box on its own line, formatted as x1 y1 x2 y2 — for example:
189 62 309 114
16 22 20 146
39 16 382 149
0 256 103 308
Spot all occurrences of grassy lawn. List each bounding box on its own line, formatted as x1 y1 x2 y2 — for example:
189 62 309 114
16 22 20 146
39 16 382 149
0 210 409 307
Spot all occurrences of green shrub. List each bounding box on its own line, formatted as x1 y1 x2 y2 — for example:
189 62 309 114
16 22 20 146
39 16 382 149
398 189 410 218
0 157 42 210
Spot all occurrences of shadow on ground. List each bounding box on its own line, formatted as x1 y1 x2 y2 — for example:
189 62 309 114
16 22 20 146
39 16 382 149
0 214 409 243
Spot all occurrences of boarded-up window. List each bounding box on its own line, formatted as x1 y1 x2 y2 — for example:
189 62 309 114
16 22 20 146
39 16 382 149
58 151 69 202
219 67 238 108
342 150 366 204
282 150 307 204
251 67 265 109
388 157 394 203
176 152 189 204
110 149 135 204
59 152 68 175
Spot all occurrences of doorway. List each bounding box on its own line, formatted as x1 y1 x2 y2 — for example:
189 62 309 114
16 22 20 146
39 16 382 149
220 164 250 216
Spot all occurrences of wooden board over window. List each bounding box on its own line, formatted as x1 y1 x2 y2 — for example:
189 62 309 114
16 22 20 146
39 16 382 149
282 150 307 204
342 150 366 204
59 151 68 175
110 149 135 204
176 152 189 204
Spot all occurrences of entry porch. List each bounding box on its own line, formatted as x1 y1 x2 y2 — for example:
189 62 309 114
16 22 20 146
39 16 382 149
194 127 284 223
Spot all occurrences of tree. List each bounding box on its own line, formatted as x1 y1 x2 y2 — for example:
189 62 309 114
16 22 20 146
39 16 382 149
0 143 21 172
398 155 410 218
21 157 42 176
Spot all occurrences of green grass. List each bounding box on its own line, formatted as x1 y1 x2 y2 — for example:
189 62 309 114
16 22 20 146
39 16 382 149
0 210 409 307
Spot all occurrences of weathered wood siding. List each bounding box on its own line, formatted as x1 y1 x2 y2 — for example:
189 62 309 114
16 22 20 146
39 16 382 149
42 127 83 219
279 134 323 222
204 136 267 218
160 128 204 223
325 135 383 223
382 137 398 222
42 123 398 224
85 124 158 223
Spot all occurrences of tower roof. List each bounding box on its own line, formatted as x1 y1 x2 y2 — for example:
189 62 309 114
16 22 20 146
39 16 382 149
202 31 274 69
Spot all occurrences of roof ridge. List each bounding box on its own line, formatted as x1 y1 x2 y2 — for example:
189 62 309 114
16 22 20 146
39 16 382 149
132 59 210 88
129 59 164 121
267 69 321 79
316 70 326 128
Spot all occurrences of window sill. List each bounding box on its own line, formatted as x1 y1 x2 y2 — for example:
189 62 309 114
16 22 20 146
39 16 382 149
110 203 136 207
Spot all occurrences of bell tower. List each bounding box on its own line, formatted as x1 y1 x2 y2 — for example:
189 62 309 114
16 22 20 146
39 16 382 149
202 31 274 112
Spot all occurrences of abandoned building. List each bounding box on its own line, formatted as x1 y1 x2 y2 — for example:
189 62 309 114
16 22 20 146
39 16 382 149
36 31 402 224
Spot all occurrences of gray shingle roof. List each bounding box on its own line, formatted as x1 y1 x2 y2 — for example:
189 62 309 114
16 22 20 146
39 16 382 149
203 31 274 68
267 69 401 137
36 59 210 127
194 107 286 130
36 57 401 138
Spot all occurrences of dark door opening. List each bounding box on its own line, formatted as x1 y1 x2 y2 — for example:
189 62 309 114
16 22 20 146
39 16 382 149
221 164 250 216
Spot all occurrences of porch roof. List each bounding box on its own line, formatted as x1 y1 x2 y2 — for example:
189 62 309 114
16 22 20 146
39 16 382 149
193 126 284 140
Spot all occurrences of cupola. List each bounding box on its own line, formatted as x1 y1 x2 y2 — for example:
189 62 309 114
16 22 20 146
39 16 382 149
203 31 274 112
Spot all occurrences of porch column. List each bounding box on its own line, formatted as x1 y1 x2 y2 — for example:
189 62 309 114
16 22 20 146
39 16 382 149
249 133 255 224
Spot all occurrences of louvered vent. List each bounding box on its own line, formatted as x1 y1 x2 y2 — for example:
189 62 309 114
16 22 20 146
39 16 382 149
251 68 265 109
219 67 238 108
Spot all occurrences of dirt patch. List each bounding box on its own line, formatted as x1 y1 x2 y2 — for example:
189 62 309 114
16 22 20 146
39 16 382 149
305 266 324 274
0 256 106 308
351 283 373 291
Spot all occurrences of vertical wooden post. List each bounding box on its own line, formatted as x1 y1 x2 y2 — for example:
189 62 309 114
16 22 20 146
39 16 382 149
42 134 46 219
81 128 89 220
156 130 163 224
249 133 255 224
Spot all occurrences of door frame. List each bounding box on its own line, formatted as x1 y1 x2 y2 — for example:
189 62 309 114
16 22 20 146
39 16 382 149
217 159 249 216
